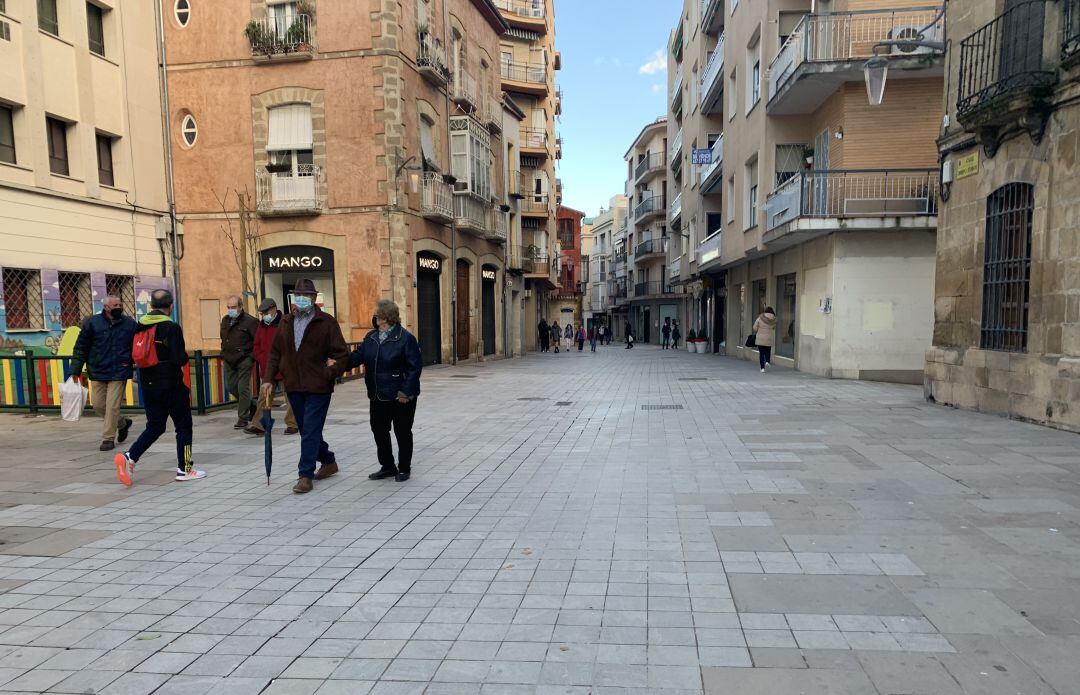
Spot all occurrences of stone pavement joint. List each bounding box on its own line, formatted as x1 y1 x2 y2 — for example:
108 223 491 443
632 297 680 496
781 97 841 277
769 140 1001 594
0 345 1077 694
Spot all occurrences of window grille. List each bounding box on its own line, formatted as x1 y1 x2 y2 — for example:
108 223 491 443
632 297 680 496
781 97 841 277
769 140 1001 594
980 183 1033 352
775 144 805 187
1 267 44 330
58 271 92 328
105 274 136 317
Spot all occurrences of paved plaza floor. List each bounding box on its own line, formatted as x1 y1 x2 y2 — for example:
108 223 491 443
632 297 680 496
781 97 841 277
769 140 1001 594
0 344 1077 694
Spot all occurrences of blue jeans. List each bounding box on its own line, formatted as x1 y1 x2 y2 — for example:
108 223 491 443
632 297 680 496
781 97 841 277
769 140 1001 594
287 392 335 479
128 385 193 471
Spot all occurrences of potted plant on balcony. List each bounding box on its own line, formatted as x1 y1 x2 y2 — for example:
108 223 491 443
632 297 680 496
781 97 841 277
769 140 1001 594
295 0 315 16
244 19 272 55
285 17 309 52
802 146 815 168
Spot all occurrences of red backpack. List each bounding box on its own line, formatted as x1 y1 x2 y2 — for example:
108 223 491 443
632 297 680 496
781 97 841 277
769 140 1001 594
132 327 160 369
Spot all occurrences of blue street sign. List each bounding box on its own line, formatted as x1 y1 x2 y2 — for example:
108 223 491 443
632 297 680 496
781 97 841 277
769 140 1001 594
692 148 713 165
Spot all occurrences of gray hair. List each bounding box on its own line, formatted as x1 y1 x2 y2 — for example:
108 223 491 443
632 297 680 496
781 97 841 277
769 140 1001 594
375 299 401 325
226 295 242 307
150 290 173 309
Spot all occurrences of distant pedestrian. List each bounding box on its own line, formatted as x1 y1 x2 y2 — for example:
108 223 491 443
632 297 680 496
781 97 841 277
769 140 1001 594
589 326 598 352
671 320 681 350
597 324 606 346
624 320 634 349
538 319 550 353
577 325 586 351
339 299 423 483
245 298 298 436
753 306 777 373
661 319 672 350
564 323 574 352
113 290 205 486
605 324 613 345
260 278 349 494
551 321 561 353
70 295 138 452
220 295 259 430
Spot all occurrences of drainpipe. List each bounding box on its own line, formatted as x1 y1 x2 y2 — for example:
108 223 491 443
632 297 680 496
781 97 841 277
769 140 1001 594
154 0 182 322
442 0 458 366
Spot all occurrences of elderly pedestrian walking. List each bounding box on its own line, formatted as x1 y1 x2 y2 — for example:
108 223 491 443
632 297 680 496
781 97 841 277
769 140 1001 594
337 299 422 483
551 321 561 353
537 318 550 353
577 325 586 351
661 319 672 350
70 295 138 451
589 325 598 352
220 295 259 430
260 279 349 494
245 298 298 436
753 306 777 373
113 290 205 485
624 320 634 349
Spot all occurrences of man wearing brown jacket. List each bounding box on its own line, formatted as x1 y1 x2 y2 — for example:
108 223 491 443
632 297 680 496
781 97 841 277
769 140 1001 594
260 279 349 494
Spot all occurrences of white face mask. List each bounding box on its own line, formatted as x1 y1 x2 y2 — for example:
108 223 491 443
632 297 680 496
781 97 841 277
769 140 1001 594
294 296 313 312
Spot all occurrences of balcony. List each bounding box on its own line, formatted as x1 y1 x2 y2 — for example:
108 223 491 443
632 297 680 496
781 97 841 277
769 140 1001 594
245 15 314 62
669 193 683 226
420 172 452 223
767 6 945 115
453 71 479 110
522 194 550 217
493 0 547 33
634 195 666 224
508 170 525 199
489 209 508 243
454 191 491 236
501 60 548 96
671 70 684 115
700 35 725 114
672 22 684 62
520 127 548 156
702 0 724 35
957 1 1058 154
696 232 722 268
417 33 449 86
763 169 939 247
555 137 563 159
634 237 666 260
555 87 563 115
635 152 666 183
256 164 321 216
633 281 678 299
670 129 683 167
700 134 724 193
523 251 551 277
482 92 503 133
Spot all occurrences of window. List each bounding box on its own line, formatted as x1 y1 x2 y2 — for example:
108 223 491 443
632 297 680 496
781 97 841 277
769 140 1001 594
706 212 723 236
728 70 737 120
1 267 44 330
730 0 738 14
778 11 804 47
95 134 114 186
744 158 758 229
776 274 796 358
267 103 313 179
105 274 135 316
774 144 804 187
0 1 7 14
174 0 190 27
0 20 10 42
86 2 105 56
981 183 1033 352
46 117 69 176
180 113 197 147
0 106 14 164
726 175 735 223
419 115 438 171
58 272 92 328
38 0 58 35
450 117 493 199
746 36 760 111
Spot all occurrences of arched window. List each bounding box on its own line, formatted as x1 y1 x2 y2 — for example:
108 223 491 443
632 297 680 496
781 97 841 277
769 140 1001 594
981 182 1034 352
180 114 197 147
174 0 191 27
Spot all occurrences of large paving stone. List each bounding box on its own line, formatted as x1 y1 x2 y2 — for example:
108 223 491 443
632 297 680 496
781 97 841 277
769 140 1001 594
730 575 920 616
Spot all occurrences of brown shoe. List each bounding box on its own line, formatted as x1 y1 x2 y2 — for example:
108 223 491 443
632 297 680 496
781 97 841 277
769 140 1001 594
243 425 265 436
292 477 313 494
284 427 299 435
313 462 339 480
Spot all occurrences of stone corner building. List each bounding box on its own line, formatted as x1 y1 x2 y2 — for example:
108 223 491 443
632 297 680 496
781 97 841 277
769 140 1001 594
926 0 1080 431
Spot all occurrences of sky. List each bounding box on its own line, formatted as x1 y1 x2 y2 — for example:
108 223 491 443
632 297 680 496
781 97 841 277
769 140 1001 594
553 0 676 218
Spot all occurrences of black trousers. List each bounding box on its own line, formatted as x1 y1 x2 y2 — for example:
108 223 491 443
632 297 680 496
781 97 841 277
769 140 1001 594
128 385 192 470
370 398 417 473
759 346 772 369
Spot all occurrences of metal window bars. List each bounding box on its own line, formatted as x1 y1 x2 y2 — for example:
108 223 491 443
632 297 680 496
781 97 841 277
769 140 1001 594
980 182 1033 353
1 267 44 330
105 274 136 317
57 271 92 328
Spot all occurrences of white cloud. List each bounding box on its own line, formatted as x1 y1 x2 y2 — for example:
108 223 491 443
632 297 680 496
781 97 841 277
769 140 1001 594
593 56 607 66
651 84 664 94
639 50 667 75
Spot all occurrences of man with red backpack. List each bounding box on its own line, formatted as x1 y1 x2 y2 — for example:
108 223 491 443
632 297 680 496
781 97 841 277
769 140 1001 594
113 289 205 486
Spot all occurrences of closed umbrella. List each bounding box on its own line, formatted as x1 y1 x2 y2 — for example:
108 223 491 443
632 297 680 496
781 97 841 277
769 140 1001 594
262 391 274 485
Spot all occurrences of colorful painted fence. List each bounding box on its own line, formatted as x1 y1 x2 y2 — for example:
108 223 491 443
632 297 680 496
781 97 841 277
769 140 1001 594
0 345 364 415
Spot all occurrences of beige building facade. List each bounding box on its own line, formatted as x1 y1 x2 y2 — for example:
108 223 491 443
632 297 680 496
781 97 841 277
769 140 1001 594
1 0 175 354
166 0 514 366
925 0 1080 431
667 0 944 380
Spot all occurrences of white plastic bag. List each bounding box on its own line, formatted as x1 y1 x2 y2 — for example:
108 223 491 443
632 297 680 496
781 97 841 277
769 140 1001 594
60 378 88 422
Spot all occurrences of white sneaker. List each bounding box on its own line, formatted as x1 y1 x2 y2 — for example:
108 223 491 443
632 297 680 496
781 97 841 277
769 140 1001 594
761 368 766 373
176 468 207 481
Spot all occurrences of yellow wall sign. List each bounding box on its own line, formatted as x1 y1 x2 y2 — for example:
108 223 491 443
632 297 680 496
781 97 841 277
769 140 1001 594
955 152 979 180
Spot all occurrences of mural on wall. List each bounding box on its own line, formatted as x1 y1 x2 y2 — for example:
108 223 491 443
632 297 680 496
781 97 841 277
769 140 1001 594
0 270 174 356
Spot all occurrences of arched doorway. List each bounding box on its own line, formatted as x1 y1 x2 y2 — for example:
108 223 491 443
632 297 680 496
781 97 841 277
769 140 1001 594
481 265 497 356
416 252 443 365
456 259 471 361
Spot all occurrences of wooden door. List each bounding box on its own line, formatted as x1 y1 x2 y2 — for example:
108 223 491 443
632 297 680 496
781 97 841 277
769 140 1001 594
456 260 470 360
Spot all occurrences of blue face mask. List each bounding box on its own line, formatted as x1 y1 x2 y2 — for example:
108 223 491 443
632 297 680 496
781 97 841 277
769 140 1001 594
227 309 239 319
294 296 313 312
262 313 274 325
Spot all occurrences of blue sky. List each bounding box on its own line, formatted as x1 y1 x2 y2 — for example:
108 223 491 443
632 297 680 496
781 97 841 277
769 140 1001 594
554 0 676 217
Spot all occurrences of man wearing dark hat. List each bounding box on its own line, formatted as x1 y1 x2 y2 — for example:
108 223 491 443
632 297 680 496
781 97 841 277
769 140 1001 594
260 279 349 494
245 297 298 436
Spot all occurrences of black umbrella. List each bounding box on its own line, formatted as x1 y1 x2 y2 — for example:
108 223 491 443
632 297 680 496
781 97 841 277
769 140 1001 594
262 392 274 485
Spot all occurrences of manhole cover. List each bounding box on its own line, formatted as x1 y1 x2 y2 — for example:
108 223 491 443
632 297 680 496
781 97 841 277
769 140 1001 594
555 401 572 406
641 404 684 410
517 397 547 401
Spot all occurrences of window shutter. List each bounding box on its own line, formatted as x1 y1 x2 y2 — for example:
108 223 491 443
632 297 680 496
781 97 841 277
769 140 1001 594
420 119 438 169
267 104 312 151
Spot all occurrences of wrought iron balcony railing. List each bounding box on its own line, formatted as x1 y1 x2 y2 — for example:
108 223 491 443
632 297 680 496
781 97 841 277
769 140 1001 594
634 238 666 259
634 195 666 221
635 152 665 181
521 195 550 216
246 14 314 58
256 164 320 214
417 33 449 85
494 0 545 20
501 60 547 85
420 172 453 222
634 281 676 298
521 127 548 150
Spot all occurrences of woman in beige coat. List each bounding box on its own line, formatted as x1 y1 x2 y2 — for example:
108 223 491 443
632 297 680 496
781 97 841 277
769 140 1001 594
753 307 777 372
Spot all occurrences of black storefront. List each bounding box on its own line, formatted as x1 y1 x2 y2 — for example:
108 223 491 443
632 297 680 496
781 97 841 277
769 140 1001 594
261 245 336 316
481 265 497 356
416 252 443 366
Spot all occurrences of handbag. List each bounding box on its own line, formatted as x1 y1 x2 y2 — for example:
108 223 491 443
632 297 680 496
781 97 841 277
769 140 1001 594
745 333 757 348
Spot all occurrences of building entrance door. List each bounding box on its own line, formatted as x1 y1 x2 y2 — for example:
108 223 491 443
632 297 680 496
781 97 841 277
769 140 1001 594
642 308 651 344
456 260 471 361
481 267 497 356
416 253 443 366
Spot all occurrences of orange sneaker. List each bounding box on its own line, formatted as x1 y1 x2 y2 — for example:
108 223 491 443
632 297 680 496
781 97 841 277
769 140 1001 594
114 453 133 487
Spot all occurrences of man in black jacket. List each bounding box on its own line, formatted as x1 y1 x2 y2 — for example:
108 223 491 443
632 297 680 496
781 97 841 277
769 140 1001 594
220 295 259 430
70 295 138 451
113 290 205 486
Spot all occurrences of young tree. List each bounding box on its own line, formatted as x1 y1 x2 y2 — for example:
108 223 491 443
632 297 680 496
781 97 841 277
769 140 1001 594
214 188 263 313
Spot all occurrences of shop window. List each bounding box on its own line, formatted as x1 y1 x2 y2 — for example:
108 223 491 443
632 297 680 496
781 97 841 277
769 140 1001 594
776 274 796 358
980 183 1033 352
105 274 135 316
58 271 92 328
1 267 44 330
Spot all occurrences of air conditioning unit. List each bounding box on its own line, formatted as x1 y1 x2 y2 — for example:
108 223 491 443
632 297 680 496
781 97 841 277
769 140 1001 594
453 181 469 193
889 25 941 55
